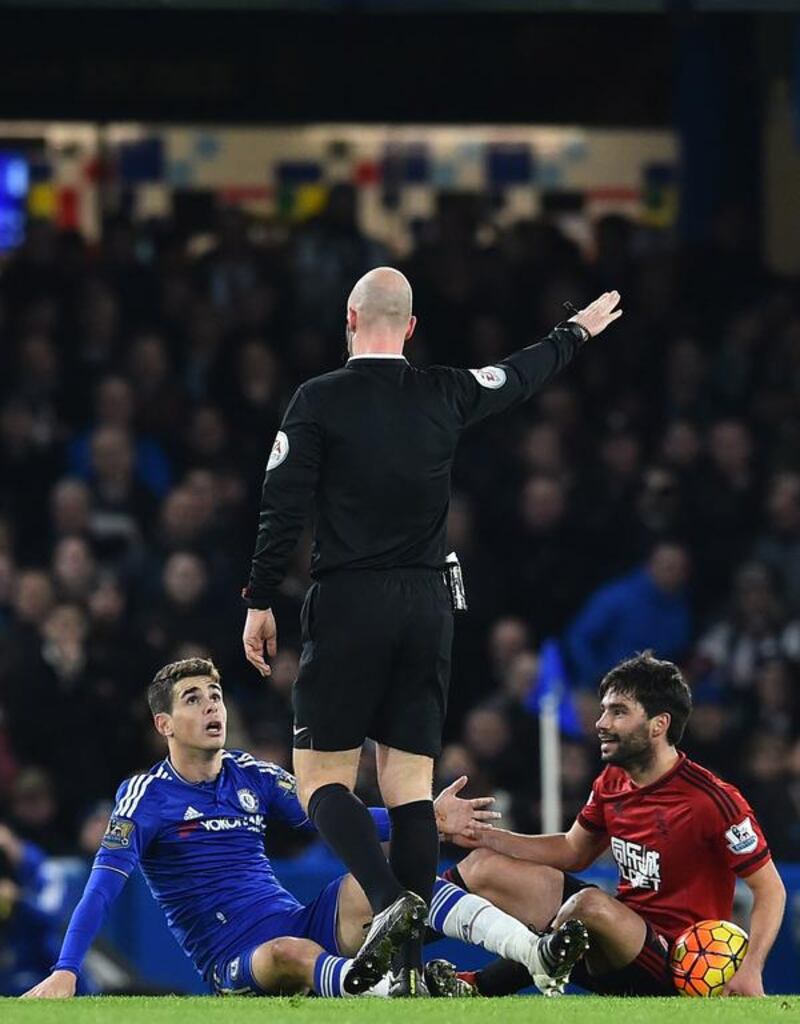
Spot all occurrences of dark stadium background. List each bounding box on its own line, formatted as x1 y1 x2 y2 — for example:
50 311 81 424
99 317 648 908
0 0 799 996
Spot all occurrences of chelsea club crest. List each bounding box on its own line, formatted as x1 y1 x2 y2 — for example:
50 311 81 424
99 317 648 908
238 788 259 813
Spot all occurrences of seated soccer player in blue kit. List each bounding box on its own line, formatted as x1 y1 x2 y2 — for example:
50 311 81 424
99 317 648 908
22 658 587 999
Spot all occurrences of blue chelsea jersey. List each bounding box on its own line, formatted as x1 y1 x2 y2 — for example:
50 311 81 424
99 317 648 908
94 750 314 978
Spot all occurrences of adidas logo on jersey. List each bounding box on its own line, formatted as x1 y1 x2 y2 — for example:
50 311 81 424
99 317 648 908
183 806 203 821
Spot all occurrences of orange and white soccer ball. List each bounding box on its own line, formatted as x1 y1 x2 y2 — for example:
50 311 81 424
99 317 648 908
670 919 749 997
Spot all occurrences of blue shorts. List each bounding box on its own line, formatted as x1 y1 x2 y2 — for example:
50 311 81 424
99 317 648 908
210 875 345 996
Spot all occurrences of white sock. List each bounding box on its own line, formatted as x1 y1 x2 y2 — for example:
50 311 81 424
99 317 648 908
313 954 391 998
314 954 356 997
429 879 543 975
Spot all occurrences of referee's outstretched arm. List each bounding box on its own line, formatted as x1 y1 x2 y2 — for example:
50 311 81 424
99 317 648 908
434 290 623 431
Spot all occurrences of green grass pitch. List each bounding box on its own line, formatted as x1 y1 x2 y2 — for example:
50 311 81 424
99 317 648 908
1 996 798 1023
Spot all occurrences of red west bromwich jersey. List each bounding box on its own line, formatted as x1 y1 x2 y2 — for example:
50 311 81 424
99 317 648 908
576 752 771 940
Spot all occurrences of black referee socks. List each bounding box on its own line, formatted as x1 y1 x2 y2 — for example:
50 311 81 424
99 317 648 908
307 783 403 913
388 799 439 972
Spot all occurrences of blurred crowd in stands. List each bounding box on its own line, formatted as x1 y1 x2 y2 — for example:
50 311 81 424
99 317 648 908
1 186 800 898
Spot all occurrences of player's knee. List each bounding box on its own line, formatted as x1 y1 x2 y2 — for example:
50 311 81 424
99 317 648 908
561 886 614 926
268 937 310 974
251 938 314 994
458 847 500 893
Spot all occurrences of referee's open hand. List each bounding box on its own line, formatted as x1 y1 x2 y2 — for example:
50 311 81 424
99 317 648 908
243 607 278 677
568 290 623 337
434 775 501 841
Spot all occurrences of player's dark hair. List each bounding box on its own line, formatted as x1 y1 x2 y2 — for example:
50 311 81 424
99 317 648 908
598 651 692 745
147 657 221 715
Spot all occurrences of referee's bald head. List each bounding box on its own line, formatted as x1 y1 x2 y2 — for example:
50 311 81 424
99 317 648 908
347 267 413 331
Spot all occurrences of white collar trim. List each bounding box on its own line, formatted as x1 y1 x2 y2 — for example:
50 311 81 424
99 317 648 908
348 354 407 361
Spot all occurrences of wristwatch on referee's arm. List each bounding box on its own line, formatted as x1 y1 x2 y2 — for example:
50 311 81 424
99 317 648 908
560 302 591 345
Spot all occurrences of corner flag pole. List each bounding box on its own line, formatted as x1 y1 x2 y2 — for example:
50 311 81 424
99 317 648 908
540 688 562 834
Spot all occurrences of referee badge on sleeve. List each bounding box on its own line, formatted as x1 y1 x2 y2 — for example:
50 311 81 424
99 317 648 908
469 366 507 390
267 431 290 471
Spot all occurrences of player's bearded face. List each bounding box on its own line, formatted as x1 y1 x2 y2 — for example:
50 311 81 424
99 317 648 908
599 720 652 766
596 692 654 767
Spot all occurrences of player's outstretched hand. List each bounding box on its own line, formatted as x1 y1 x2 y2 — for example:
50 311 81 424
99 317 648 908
243 607 278 677
20 970 77 998
569 290 623 337
434 775 501 840
721 960 765 997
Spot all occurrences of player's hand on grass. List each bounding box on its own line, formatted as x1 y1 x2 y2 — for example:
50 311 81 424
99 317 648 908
434 775 500 841
20 970 77 999
721 960 764 997
243 607 277 677
569 291 622 338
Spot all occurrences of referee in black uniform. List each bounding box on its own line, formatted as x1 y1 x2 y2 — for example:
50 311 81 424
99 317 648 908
242 268 622 994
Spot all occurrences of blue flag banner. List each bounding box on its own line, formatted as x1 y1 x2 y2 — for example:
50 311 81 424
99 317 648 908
523 638 584 739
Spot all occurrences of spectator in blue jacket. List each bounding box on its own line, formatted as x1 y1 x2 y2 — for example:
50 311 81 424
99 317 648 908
0 823 62 996
562 541 691 688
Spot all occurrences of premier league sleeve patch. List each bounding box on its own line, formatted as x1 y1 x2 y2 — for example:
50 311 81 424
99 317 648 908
725 817 758 855
276 772 297 795
260 761 298 795
469 366 507 390
101 817 136 850
267 431 289 471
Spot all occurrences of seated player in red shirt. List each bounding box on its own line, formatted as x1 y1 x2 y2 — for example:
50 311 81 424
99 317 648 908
446 652 786 997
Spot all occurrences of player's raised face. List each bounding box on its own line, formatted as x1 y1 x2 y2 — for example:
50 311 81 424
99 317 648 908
159 675 227 752
595 689 654 766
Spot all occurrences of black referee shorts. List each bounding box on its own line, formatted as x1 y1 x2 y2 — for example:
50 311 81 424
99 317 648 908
292 569 453 757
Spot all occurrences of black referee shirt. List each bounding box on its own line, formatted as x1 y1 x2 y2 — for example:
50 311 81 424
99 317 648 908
244 322 587 609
